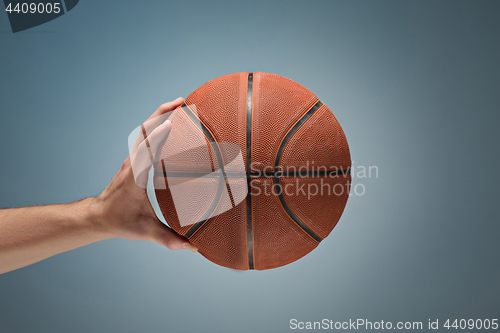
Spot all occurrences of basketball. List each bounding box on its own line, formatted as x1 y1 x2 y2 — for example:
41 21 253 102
153 72 351 270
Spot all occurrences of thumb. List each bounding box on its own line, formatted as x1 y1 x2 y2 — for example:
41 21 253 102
148 219 198 252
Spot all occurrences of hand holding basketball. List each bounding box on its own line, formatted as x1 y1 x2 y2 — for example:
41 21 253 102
91 97 198 252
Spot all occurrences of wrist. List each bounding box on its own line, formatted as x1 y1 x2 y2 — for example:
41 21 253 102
76 197 113 241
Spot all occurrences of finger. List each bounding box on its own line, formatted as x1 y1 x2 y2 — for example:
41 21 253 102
131 115 165 154
132 97 184 158
132 119 172 187
145 119 172 154
149 221 198 252
146 97 184 122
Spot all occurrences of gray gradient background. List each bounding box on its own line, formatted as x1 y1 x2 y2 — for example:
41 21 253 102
1 1 499 332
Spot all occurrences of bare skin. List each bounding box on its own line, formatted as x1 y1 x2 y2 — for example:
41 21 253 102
0 97 198 275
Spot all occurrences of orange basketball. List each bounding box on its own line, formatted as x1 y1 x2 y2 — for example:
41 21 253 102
153 72 351 270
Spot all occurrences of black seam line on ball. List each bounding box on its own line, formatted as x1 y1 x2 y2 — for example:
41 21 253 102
246 73 254 270
248 168 351 178
154 168 352 179
154 171 247 178
180 103 231 239
273 100 324 243
157 168 351 179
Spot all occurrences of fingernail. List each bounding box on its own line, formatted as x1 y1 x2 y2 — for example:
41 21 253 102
183 243 198 253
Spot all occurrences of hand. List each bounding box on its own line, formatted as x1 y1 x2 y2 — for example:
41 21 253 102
90 97 198 252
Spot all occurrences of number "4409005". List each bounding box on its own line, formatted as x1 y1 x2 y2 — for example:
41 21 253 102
5 3 61 14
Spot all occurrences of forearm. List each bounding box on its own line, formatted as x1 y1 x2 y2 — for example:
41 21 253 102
0 198 109 274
